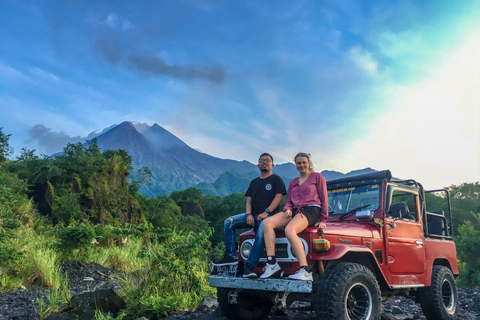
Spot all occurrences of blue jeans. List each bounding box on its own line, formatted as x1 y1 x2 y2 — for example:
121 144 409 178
224 213 269 270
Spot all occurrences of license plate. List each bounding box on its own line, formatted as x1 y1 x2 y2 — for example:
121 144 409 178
210 264 238 276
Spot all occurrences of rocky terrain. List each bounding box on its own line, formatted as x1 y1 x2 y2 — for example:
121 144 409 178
0 261 478 320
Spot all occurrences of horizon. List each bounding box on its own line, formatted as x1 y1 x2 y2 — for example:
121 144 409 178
1 1 479 190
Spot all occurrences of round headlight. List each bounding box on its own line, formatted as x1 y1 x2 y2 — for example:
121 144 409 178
241 241 252 258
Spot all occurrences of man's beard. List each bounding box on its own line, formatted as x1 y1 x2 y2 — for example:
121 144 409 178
260 168 269 173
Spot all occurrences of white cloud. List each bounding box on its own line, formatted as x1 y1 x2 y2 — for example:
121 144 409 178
377 29 425 59
0 62 28 81
103 12 134 31
347 45 379 76
30 67 59 81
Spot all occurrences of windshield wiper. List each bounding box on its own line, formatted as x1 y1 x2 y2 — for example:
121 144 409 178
339 204 372 220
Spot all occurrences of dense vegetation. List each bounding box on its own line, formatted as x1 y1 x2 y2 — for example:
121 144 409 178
0 127 479 319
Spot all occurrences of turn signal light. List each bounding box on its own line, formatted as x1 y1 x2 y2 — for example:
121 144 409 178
313 238 330 252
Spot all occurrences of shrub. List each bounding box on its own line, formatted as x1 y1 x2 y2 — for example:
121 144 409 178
52 193 84 225
0 168 34 225
54 221 95 258
119 228 214 318
1 217 22 229
0 246 24 270
455 214 480 286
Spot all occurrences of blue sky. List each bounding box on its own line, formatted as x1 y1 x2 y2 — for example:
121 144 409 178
0 0 479 189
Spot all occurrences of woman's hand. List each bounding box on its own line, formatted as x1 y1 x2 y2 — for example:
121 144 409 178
315 221 326 229
285 209 292 218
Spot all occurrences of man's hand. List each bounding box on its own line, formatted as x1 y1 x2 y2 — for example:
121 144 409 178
246 214 255 226
257 212 268 222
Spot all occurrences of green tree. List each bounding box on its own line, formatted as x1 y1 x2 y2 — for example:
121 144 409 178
447 182 480 233
0 128 13 163
52 193 84 224
455 213 480 286
143 196 182 229
200 192 246 246
170 187 204 217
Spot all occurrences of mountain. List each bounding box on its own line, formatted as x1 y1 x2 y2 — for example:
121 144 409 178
90 121 377 197
92 122 260 196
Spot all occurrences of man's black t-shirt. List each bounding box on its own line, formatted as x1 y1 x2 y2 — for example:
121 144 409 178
245 174 287 216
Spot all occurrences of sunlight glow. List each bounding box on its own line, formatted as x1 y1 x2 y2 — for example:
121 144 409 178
344 31 480 188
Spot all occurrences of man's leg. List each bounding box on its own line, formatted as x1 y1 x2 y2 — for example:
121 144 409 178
244 217 267 270
242 217 268 277
213 213 250 266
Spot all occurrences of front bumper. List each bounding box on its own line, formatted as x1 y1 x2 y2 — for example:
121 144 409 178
209 275 313 293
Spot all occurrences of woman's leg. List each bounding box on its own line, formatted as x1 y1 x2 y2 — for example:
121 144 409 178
284 214 310 267
263 212 291 256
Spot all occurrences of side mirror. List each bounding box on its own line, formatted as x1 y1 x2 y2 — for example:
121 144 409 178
389 203 409 219
356 209 374 221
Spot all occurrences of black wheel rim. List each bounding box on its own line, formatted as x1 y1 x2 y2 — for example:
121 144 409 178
345 282 372 320
442 278 455 311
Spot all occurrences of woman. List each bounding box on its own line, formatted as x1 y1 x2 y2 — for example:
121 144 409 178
260 152 328 280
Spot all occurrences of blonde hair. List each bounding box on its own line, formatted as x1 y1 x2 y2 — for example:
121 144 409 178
294 152 314 172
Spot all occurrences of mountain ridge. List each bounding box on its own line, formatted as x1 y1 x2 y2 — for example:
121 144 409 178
87 121 376 196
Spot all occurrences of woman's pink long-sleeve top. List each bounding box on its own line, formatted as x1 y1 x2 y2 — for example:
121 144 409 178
283 171 329 223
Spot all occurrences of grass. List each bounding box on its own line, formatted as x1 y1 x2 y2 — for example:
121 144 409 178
2 224 215 319
88 237 147 272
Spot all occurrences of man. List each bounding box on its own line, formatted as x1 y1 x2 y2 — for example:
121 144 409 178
213 153 287 278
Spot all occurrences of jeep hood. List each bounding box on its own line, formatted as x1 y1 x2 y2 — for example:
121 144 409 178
324 223 378 239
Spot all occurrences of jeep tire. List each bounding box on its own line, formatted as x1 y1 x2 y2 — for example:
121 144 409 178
418 265 458 320
217 287 272 320
315 262 381 320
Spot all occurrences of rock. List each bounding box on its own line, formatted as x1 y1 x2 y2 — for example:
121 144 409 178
381 313 398 320
392 306 403 314
195 295 218 311
44 313 70 320
70 289 125 315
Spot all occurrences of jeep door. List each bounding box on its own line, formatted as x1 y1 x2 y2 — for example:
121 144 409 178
384 185 426 275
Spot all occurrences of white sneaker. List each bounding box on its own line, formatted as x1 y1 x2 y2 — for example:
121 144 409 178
287 268 313 281
260 262 281 278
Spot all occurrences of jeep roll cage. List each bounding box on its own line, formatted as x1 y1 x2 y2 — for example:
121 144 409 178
328 170 453 239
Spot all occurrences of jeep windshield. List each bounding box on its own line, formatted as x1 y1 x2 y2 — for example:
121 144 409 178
328 184 380 216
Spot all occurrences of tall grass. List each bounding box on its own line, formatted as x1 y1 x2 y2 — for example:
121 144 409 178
14 230 60 287
2 223 216 319
117 228 215 318
1 228 72 319
88 236 147 272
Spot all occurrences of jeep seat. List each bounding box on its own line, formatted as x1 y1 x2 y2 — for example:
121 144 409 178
389 203 409 219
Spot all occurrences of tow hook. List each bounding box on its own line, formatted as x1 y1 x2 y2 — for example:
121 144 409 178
274 292 290 310
228 289 240 304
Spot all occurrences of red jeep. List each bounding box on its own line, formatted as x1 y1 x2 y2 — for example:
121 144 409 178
209 170 459 320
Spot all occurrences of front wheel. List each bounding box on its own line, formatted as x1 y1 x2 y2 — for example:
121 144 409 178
315 263 381 320
217 288 272 320
418 265 458 320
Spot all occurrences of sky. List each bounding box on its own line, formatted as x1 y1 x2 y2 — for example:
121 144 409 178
0 0 479 190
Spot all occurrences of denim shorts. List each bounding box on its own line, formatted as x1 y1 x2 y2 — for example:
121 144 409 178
293 206 322 226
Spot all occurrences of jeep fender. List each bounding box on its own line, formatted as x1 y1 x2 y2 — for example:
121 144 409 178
308 243 373 261
309 244 390 291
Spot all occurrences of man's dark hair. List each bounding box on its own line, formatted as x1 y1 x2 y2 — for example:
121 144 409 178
259 153 274 163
